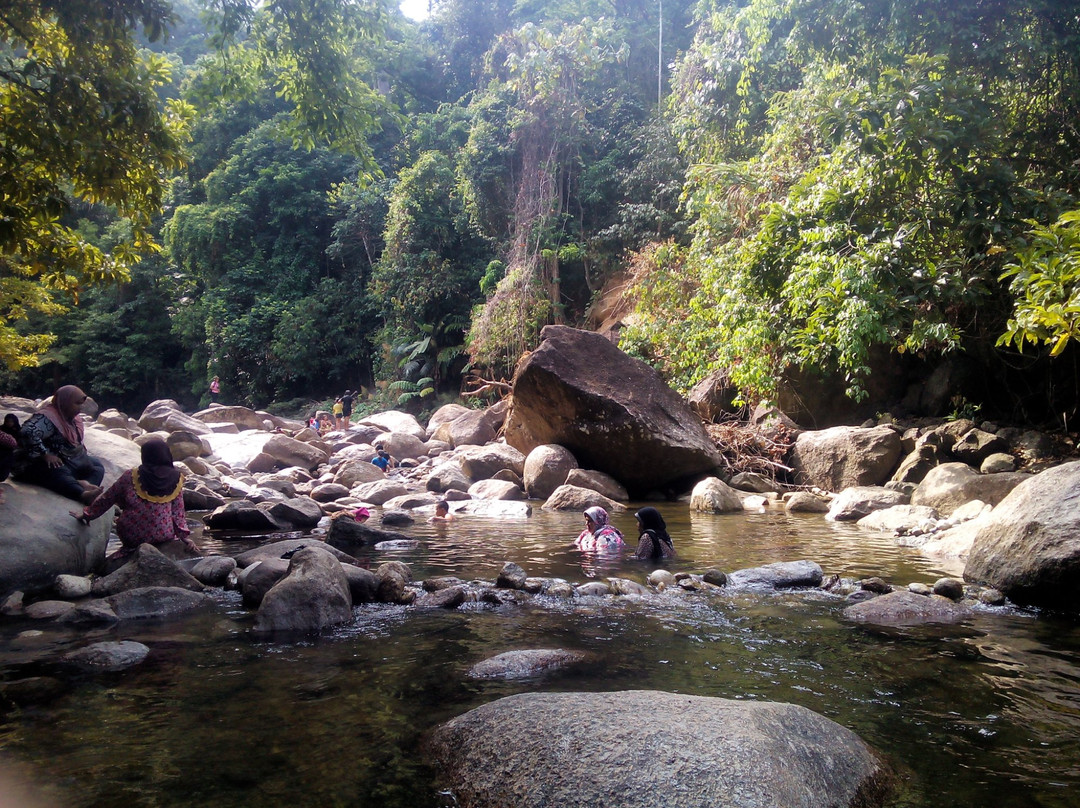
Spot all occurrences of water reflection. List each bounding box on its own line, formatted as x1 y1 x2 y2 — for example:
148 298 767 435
1 505 1078 807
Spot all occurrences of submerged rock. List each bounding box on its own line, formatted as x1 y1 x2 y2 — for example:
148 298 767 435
466 649 585 679
427 690 894 808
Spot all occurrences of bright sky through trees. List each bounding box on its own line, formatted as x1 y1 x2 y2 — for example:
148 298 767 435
400 0 429 20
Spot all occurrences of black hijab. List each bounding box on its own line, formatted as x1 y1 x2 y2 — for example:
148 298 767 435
636 507 673 556
136 438 182 498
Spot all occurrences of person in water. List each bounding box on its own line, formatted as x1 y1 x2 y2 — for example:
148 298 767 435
17 385 104 503
575 506 625 550
71 437 196 560
430 500 455 522
633 506 675 560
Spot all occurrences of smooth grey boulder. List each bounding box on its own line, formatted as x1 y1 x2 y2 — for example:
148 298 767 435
496 561 528 590
951 428 1007 465
426 461 473 493
189 556 237 587
726 560 824 589
459 444 526 481
468 479 524 500
689 476 743 513
541 484 625 513
375 431 427 460
790 425 902 491
351 479 410 505
191 405 265 431
504 326 722 496
427 690 893 808
326 516 411 552
233 539 359 568
357 410 426 441
911 462 1029 517
844 590 971 626
342 565 378 603
826 486 909 522
204 500 289 532
253 546 352 634
239 558 290 607
0 427 139 597
92 543 204 596
522 444 578 500
467 649 585 679
857 505 939 534
964 460 1080 610
267 497 324 529
563 468 628 502
784 491 831 513
62 641 150 672
415 585 467 609
426 403 472 437
430 407 498 448
332 458 385 488
106 586 212 620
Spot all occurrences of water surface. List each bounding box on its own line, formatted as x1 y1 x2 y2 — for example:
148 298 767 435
1 505 1077 807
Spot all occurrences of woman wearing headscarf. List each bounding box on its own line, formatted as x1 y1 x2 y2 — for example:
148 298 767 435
576 506 626 550
633 507 675 560
71 438 196 560
17 385 104 503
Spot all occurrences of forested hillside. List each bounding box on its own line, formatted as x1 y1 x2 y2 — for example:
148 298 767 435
2 0 1077 426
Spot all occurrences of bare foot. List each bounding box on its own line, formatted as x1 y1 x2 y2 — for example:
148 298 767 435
79 486 102 504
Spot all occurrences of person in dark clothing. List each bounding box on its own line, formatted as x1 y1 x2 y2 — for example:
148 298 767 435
0 414 19 502
341 390 354 427
16 385 104 503
633 506 675 560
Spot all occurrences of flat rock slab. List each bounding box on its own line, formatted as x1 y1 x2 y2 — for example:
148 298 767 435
427 690 894 808
726 560 824 589
63 640 150 671
467 649 586 679
843 590 971 626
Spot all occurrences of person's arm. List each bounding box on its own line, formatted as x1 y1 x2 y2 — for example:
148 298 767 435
19 414 51 460
74 472 127 523
171 494 196 548
0 430 16 451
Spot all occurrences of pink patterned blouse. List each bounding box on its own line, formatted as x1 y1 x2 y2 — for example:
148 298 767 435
82 469 190 557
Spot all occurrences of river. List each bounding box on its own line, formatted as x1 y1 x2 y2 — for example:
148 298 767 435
1 504 1078 807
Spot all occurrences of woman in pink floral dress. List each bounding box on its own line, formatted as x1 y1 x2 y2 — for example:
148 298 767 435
72 438 196 560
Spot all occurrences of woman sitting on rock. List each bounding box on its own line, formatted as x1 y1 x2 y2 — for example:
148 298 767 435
71 437 197 560
632 506 675 560
576 506 625 550
17 385 104 503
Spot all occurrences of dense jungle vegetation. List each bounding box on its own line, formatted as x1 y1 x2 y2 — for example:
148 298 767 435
1 0 1078 426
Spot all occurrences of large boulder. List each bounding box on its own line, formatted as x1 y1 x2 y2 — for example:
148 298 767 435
202 432 329 472
459 444 526 481
564 468 628 501
430 408 498 448
964 461 1080 610
253 546 353 634
357 410 426 441
826 486 909 522
911 462 1029 517
427 690 893 808
427 403 472 437
789 426 902 491
426 461 473 494
689 477 743 513
374 431 428 460
542 484 625 513
503 326 722 496
0 428 140 597
92 544 204 596
844 590 971 626
191 405 266 431
523 444 578 500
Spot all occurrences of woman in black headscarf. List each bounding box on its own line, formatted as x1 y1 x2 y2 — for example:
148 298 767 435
72 438 196 559
18 385 105 502
632 507 675 560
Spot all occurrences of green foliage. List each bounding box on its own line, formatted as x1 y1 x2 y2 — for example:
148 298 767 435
0 0 193 369
999 210 1080 356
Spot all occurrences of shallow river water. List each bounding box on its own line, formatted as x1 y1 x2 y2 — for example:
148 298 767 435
1 504 1079 807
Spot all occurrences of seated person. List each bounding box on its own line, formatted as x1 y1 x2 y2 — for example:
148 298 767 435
371 449 394 471
632 506 675 560
0 414 19 503
17 386 104 503
575 506 625 550
71 437 196 560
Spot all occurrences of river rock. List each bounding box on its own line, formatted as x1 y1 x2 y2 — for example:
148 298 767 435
239 558 290 606
333 458 385 488
784 491 831 513
253 546 353 634
0 427 141 597
266 497 324 529
981 453 1016 473
326 517 411 551
430 407 498 448
233 539 359 569
496 561 528 590
826 486 909 521
54 574 93 599
728 472 779 494
415 585 466 609
427 690 893 808
358 410 426 441
951 428 1007 465
964 460 1080 610
726 560 824 589
374 431 427 461
204 500 288 532
542 484 626 513
789 425 902 491
843 590 971 626
351 479 410 505
911 462 1029 517
192 404 266 431
563 468 628 501
504 326 723 496
106 586 212 620
62 640 150 672
426 461 473 493
689 476 743 513
341 564 378 603
92 543 204 596
24 600 75 620
459 444 526 481
57 599 119 626
522 444 578 500
427 403 472 437
467 649 586 679
189 556 237 587
138 400 209 434
451 500 532 519
890 444 940 485
468 479 524 500
857 505 939 534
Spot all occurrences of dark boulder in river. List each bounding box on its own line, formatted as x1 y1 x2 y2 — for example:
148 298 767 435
503 326 723 496
427 690 894 808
